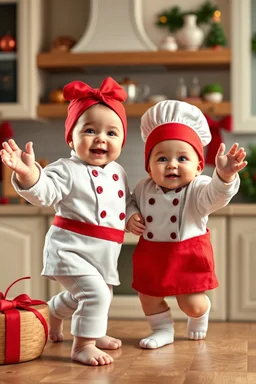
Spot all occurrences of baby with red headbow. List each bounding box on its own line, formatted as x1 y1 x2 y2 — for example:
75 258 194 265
0 77 139 366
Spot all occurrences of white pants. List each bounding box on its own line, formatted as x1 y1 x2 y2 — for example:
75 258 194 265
47 275 112 338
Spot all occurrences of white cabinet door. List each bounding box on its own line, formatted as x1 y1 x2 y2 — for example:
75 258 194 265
232 0 256 133
110 216 227 320
0 0 43 118
229 217 256 320
0 216 46 300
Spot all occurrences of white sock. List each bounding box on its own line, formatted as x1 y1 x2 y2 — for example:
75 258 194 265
140 308 174 349
187 295 211 340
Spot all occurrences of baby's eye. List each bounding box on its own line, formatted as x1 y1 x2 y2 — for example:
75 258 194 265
107 131 117 137
178 156 187 162
85 128 95 134
157 156 168 162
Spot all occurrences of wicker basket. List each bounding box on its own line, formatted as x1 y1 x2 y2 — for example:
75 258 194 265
0 304 49 364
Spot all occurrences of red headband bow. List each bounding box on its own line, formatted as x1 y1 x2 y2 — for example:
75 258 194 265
63 77 127 146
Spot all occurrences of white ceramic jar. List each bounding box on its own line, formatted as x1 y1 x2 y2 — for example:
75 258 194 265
176 14 204 51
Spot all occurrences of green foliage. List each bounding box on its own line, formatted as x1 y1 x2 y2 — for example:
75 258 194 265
156 6 183 33
252 33 256 54
240 145 256 200
156 1 218 33
205 22 227 47
202 83 223 94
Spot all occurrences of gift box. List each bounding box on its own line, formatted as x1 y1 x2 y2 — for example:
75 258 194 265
0 277 48 364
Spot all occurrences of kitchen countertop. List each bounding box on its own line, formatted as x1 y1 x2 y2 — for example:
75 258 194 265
0 204 256 216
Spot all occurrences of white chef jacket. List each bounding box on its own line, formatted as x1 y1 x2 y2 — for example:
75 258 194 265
126 169 240 242
12 151 132 285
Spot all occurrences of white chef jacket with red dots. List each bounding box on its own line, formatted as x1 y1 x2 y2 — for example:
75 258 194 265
12 151 132 286
127 169 240 242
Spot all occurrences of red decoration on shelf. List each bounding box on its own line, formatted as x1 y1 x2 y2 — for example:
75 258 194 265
204 115 232 166
0 33 16 52
0 277 48 364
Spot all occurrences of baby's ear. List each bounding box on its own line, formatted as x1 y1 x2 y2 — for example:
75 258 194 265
68 141 74 149
196 161 203 175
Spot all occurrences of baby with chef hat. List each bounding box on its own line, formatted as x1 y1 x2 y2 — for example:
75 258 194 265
126 100 247 349
0 77 140 366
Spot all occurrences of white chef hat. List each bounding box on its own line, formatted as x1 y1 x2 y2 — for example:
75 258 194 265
141 100 212 171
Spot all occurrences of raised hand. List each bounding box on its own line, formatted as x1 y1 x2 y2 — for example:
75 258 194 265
215 143 247 183
1 139 39 189
1 139 35 177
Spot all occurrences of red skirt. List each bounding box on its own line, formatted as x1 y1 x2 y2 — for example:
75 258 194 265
132 230 218 297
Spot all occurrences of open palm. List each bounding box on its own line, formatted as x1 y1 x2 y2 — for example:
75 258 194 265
0 139 35 177
216 143 247 180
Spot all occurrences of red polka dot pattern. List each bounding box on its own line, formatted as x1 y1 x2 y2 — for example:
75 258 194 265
96 186 103 194
119 212 126 220
100 211 107 218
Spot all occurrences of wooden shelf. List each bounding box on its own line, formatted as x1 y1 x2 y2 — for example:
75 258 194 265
37 101 231 118
0 52 17 61
36 48 231 70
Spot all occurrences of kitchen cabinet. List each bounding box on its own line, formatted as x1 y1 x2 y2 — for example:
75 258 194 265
229 217 256 320
0 0 44 119
231 0 256 133
0 216 46 299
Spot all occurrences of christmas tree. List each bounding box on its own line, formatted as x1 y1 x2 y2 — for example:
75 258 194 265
205 21 227 48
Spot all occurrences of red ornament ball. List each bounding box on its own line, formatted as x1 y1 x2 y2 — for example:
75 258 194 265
0 33 16 52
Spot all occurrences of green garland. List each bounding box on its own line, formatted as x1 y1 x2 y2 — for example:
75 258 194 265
156 1 218 33
239 145 256 200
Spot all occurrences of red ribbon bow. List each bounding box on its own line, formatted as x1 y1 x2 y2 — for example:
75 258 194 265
204 115 232 166
63 77 127 103
0 277 48 364
63 77 127 146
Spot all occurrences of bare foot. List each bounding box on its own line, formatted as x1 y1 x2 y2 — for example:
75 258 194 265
49 312 64 342
71 343 114 366
96 335 122 350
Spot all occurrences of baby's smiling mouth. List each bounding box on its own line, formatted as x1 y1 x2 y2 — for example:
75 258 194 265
91 149 107 155
165 174 179 179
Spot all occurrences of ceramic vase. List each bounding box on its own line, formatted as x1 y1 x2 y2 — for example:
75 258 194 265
176 14 204 51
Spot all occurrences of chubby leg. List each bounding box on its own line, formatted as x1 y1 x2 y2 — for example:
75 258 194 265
48 280 121 350
47 286 78 342
176 292 211 340
96 284 122 350
50 275 114 366
138 292 174 349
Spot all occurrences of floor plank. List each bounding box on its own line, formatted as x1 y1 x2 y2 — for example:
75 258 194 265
0 320 255 383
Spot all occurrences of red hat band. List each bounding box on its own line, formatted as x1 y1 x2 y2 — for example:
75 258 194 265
145 123 204 171
63 77 127 146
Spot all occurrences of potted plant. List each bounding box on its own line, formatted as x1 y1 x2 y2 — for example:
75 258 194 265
202 83 223 103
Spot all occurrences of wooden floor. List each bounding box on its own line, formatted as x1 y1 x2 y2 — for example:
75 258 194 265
1 320 256 383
